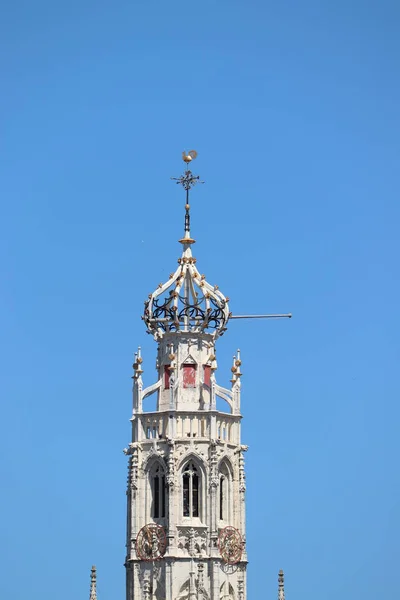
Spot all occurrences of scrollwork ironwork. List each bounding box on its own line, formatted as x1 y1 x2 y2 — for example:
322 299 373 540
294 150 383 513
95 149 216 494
145 289 228 334
218 526 243 565
136 524 167 561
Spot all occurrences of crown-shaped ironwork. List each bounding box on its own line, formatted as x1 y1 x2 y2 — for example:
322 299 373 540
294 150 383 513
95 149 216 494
143 154 230 340
143 250 230 340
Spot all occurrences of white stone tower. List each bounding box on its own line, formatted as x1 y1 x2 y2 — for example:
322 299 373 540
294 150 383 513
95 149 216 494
124 152 248 600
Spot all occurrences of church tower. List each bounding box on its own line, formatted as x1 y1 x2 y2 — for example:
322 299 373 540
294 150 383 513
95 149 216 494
124 152 248 600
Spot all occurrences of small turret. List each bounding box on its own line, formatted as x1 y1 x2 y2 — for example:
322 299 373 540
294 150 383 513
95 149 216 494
278 570 285 600
89 566 97 600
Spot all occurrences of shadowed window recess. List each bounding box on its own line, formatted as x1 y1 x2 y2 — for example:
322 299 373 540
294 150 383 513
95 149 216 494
182 462 199 518
151 464 166 519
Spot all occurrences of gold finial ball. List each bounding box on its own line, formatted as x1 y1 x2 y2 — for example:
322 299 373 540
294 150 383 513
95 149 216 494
182 150 198 163
185 203 190 210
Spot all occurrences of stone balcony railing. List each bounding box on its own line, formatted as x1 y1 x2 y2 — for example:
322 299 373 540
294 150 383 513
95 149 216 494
138 411 240 445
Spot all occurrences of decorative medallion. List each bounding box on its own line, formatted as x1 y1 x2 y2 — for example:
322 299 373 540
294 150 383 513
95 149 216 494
136 524 167 561
217 526 243 564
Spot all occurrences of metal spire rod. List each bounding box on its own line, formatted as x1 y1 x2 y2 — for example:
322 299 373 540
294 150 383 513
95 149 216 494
171 150 203 241
230 313 292 320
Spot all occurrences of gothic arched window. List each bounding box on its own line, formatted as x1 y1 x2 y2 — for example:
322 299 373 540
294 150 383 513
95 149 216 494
220 582 235 600
182 461 199 518
219 461 232 522
151 464 166 519
220 475 225 520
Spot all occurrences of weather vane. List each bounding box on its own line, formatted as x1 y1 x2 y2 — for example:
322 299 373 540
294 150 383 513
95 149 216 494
171 150 204 238
171 150 203 191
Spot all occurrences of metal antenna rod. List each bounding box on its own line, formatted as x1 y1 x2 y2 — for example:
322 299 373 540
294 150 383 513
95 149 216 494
230 314 292 320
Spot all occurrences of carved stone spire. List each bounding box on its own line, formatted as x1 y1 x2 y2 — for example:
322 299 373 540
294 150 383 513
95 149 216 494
89 566 97 600
278 570 285 600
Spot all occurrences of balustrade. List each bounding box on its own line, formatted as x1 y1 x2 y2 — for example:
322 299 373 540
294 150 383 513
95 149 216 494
139 411 238 444
142 413 168 439
216 415 237 444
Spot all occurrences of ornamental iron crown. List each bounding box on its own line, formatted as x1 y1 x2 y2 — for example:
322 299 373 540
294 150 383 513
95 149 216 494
143 152 231 341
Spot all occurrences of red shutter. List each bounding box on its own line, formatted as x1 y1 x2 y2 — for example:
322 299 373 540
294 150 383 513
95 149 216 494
204 365 211 386
164 366 170 389
183 364 196 388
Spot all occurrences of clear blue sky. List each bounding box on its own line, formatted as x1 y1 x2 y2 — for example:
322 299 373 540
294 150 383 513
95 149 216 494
1 1 399 598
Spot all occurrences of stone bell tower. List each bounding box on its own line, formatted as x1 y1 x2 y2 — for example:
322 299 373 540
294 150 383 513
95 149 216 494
124 152 248 600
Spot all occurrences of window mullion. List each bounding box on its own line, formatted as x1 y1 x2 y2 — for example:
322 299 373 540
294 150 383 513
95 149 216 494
158 475 161 518
189 473 193 518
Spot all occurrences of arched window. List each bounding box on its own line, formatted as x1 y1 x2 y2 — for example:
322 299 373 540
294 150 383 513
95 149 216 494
182 461 199 518
220 582 235 600
151 465 166 519
219 461 232 522
220 475 225 520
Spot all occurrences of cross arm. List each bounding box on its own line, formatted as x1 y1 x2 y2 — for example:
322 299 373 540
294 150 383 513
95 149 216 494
229 313 292 320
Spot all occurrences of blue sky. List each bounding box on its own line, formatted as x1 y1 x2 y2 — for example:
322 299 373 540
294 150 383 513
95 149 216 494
1 1 399 598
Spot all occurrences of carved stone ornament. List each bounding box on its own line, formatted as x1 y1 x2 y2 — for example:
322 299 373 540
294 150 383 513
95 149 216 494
126 445 139 492
165 440 175 488
209 443 219 490
238 579 245 600
238 450 246 493
145 445 164 463
177 527 207 557
123 442 135 456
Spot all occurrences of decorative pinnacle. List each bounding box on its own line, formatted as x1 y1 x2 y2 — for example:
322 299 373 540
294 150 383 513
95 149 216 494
230 354 237 384
171 151 203 245
132 347 143 378
235 348 242 378
278 570 285 600
89 566 97 600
